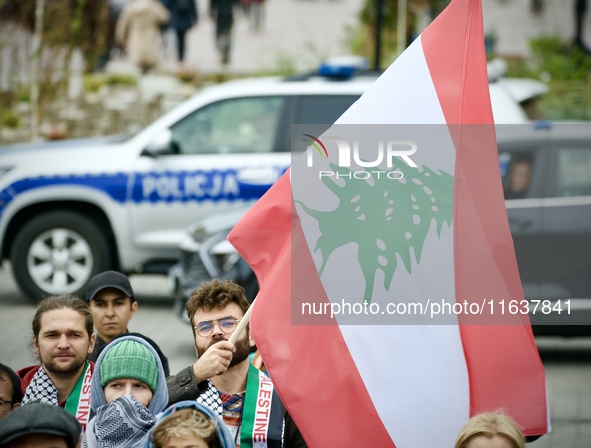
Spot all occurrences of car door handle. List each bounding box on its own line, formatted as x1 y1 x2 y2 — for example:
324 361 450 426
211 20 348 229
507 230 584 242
508 218 533 231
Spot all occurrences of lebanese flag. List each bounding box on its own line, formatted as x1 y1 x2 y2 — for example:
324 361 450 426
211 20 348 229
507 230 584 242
228 0 550 446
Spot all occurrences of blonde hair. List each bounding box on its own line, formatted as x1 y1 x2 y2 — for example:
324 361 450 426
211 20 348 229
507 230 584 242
151 408 222 448
454 412 526 448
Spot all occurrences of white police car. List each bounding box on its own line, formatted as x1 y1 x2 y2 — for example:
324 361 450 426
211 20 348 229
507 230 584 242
0 58 546 300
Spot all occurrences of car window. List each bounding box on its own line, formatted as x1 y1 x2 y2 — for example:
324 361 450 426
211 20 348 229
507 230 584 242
499 150 536 199
288 95 360 153
294 95 359 125
170 97 286 155
555 146 591 197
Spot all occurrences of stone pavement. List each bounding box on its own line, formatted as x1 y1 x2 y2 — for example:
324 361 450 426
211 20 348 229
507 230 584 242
167 0 365 75
152 0 591 75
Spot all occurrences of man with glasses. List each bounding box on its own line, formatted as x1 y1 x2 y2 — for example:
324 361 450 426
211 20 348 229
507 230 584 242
167 279 307 447
0 363 21 420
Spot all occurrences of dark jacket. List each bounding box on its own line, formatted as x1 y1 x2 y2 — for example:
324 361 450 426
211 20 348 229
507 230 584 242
210 0 238 31
167 366 308 448
162 0 198 31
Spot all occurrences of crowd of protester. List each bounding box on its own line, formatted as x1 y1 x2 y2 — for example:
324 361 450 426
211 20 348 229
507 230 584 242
0 273 530 447
106 0 265 72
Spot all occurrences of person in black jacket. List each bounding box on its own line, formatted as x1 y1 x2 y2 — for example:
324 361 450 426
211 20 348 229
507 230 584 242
162 0 198 66
210 0 239 65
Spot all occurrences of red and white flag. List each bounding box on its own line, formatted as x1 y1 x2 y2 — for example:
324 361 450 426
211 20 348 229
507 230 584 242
229 0 550 446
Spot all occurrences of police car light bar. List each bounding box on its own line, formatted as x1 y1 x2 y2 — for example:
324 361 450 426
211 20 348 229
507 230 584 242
317 56 370 79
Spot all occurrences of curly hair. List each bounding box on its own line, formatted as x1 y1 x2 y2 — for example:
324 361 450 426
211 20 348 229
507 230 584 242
151 408 222 448
454 412 526 448
186 279 249 336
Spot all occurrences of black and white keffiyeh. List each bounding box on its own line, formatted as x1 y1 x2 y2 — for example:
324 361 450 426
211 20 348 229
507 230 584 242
22 366 59 405
196 380 223 415
83 395 156 448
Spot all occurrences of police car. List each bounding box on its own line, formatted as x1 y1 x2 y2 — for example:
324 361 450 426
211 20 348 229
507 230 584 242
0 58 546 300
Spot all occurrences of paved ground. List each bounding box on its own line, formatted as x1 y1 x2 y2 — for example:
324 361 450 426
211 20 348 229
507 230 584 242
158 0 591 75
184 0 365 74
0 263 590 446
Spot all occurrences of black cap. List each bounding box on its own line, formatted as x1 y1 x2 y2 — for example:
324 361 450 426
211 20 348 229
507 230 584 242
0 402 81 447
85 270 134 303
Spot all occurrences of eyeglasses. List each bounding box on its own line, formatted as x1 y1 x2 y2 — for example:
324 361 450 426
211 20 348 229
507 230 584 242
194 317 240 337
0 398 13 409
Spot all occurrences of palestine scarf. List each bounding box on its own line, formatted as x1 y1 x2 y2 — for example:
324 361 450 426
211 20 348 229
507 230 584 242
83 394 156 448
197 364 284 448
22 362 93 431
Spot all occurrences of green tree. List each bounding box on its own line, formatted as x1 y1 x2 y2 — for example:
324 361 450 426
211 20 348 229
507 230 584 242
350 0 450 68
0 0 109 71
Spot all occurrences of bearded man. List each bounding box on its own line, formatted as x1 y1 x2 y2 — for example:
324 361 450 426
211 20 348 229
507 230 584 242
17 295 95 432
167 279 307 448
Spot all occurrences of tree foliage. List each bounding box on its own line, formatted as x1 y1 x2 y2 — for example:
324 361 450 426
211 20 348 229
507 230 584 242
350 0 450 67
0 0 110 71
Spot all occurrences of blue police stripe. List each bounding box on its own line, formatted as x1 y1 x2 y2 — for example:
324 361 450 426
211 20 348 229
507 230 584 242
0 167 287 216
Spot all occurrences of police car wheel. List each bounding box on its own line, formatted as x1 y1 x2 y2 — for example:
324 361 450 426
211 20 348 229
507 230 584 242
10 210 111 301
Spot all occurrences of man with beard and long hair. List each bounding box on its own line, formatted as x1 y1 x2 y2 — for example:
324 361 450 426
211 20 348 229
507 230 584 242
17 295 96 432
167 279 307 448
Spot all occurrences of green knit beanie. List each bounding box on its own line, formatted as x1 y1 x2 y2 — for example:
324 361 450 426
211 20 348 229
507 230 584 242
100 340 159 393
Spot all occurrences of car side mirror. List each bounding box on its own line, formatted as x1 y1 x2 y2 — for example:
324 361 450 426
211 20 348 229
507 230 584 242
142 129 173 157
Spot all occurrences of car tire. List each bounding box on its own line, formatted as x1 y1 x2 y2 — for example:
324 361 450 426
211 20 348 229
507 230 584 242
10 210 112 302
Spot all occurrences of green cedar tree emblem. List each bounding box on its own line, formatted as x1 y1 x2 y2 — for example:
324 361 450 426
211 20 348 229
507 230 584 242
297 162 454 303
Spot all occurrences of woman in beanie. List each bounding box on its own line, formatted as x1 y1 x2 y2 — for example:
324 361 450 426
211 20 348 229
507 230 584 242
144 401 235 448
83 335 169 448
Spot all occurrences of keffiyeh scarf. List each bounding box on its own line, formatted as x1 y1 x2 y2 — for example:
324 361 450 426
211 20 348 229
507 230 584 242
22 365 59 405
197 365 284 448
22 362 93 431
83 395 156 448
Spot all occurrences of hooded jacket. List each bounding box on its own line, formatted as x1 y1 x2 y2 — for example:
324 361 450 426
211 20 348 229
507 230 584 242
83 335 169 448
143 400 236 448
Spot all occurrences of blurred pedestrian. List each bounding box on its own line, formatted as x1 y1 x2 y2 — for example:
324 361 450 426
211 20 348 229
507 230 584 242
0 363 21 420
241 0 265 32
145 400 235 448
17 295 95 431
162 0 198 68
97 0 130 71
454 412 526 448
116 0 171 73
0 401 81 448
83 335 169 448
85 270 170 375
210 0 239 65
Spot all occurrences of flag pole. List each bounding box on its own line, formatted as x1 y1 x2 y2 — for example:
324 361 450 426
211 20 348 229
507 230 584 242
229 297 257 344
